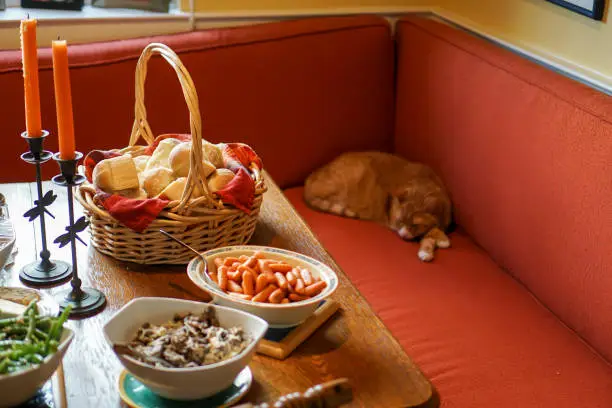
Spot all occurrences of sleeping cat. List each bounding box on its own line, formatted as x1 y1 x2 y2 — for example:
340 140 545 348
304 152 452 262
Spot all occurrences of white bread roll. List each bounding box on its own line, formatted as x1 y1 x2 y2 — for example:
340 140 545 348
168 143 190 177
93 155 139 194
142 167 174 198
144 138 181 173
119 188 148 200
202 140 224 168
158 177 203 202
199 161 216 179
133 155 149 173
168 142 216 179
207 168 235 193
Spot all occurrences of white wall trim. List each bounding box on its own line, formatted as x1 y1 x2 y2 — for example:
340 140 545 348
192 6 430 20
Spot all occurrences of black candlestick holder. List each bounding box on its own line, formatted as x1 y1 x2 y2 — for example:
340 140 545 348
19 130 72 287
51 151 106 318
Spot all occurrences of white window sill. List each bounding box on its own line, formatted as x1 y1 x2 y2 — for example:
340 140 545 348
0 5 189 25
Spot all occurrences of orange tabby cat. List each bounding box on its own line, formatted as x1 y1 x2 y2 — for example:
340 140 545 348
304 152 452 261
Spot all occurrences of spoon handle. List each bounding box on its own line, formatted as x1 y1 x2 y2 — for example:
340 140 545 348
159 229 207 262
159 230 200 256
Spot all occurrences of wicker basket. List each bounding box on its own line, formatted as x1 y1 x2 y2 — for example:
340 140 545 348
76 43 265 265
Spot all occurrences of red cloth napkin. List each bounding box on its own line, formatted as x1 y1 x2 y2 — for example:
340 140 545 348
83 135 262 232
214 167 255 213
96 193 168 233
222 143 264 172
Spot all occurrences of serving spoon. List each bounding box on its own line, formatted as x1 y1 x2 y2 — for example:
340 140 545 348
158 229 217 288
159 229 206 266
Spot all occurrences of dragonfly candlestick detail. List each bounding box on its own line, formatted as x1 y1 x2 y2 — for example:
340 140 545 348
19 131 72 286
52 151 106 317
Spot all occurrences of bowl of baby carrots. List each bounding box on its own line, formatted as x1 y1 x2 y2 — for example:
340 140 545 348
186 246 338 328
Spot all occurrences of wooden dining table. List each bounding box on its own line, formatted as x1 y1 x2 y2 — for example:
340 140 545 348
1 173 437 408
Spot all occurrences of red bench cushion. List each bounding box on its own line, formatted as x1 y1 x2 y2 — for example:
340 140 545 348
395 16 612 363
285 187 612 407
0 16 394 187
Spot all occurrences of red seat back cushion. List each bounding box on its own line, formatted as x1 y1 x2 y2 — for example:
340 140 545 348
0 16 394 187
395 17 612 362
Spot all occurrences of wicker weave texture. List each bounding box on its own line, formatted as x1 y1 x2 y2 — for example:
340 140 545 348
75 43 265 265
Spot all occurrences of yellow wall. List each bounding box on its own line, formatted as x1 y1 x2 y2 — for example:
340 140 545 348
182 0 433 13
0 20 191 50
435 0 612 88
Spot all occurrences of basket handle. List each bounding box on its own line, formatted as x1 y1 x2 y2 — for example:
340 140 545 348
129 43 211 210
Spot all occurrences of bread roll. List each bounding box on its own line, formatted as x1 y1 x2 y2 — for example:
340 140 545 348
169 142 216 178
144 138 181 172
142 167 174 198
202 140 224 168
157 178 186 201
158 177 203 202
133 155 149 173
118 188 148 200
200 161 216 179
207 168 235 193
93 155 139 193
168 143 190 177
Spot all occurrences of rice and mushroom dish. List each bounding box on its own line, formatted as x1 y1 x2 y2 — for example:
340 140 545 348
125 308 251 369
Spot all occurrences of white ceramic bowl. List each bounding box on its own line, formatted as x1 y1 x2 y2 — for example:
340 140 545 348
187 246 339 329
0 328 74 408
103 297 268 401
0 287 69 408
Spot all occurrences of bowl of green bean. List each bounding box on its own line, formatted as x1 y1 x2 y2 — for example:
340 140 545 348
0 289 74 407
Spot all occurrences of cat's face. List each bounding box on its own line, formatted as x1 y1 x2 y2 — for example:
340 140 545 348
388 196 438 240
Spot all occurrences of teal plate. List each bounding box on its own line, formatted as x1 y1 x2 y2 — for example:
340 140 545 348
118 367 252 408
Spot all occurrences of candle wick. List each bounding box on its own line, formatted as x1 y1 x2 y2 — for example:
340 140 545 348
27 12 29 19
57 35 60 41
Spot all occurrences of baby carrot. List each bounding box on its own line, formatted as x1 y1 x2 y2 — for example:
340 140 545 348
286 270 298 286
269 288 286 304
295 278 306 295
252 285 277 303
255 274 268 293
299 268 313 286
242 271 255 296
289 294 309 302
222 257 239 266
274 272 288 290
269 263 292 273
227 280 243 293
305 281 327 296
218 267 228 291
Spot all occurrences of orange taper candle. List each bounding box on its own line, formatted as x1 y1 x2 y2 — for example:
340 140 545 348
20 18 43 137
51 40 76 160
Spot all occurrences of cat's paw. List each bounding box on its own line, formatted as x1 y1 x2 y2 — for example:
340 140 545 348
418 249 434 262
311 198 331 211
436 238 451 249
344 209 357 218
330 203 344 215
